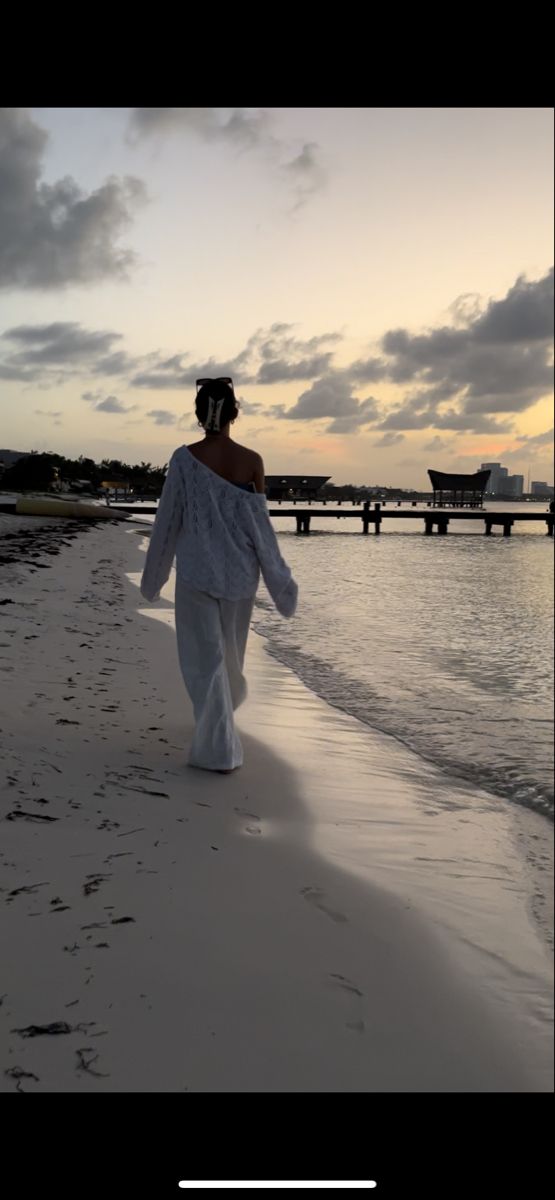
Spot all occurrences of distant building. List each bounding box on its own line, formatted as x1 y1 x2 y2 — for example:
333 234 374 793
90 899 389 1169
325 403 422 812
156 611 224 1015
480 462 502 493
480 462 523 497
505 474 524 499
265 475 330 500
531 481 554 499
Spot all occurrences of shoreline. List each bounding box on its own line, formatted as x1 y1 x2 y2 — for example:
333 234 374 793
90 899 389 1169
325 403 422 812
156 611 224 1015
250 618 554 953
0 517 552 1091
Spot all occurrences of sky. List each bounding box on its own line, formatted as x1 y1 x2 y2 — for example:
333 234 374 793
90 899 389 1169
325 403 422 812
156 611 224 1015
0 106 553 487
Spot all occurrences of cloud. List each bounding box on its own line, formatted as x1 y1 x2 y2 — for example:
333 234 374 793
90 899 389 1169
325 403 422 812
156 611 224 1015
131 355 247 390
252 325 341 383
146 409 177 426
178 414 200 433
261 270 552 436
34 409 62 419
0 323 133 384
377 401 513 434
516 426 554 447
284 142 326 212
95 395 134 413
434 411 514 433
499 426 554 465
0 108 146 290
377 268 553 424
374 432 405 447
2 269 551 447
82 389 137 414
348 357 388 383
279 374 380 434
376 396 433 431
237 398 262 415
256 353 335 384
2 320 342 392
128 107 273 150
473 270 554 344
130 325 343 390
448 293 484 326
423 435 453 452
127 108 326 209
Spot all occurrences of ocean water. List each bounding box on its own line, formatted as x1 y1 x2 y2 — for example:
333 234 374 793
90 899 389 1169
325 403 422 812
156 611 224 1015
135 497 553 821
252 502 554 822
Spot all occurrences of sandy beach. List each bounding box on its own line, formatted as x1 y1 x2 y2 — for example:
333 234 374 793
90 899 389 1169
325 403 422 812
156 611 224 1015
1 514 552 1092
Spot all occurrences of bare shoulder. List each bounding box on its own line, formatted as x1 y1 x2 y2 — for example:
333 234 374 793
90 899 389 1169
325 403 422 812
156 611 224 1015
233 441 264 467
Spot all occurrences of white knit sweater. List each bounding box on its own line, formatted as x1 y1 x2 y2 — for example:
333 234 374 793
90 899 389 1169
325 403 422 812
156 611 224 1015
140 445 298 618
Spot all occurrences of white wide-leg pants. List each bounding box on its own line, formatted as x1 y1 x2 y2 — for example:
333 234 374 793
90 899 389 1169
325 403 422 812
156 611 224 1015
175 576 255 770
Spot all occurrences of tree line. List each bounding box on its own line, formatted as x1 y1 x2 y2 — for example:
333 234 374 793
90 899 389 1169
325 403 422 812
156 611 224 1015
0 452 168 495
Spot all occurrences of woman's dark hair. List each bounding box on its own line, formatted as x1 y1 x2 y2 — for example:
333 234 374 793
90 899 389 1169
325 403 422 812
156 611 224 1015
195 379 239 434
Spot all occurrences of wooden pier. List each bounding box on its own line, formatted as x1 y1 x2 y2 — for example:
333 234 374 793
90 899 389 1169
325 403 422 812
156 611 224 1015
105 501 555 537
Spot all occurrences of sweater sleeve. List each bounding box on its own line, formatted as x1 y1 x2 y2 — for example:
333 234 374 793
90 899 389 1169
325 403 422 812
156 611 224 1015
140 455 183 601
249 499 298 618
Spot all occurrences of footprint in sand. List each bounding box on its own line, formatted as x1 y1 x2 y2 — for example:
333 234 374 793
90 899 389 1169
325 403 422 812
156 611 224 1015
234 806 261 835
328 974 365 1033
329 972 364 997
300 887 348 924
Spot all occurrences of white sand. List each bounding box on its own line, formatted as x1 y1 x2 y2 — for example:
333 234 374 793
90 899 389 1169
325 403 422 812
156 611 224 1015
0 519 552 1091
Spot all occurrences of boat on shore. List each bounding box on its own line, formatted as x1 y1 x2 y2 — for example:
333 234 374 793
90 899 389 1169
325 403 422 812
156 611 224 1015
0 494 129 521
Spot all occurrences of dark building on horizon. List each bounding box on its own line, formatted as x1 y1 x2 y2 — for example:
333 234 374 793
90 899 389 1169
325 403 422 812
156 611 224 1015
265 475 331 500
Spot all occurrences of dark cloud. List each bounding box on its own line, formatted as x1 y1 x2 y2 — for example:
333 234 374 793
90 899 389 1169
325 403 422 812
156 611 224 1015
82 390 137 414
250 325 341 384
92 351 134 376
473 270 554 343
377 396 433 431
0 108 146 290
95 395 133 413
130 326 342 390
260 271 551 435
377 268 553 424
131 356 247 390
257 353 335 384
280 375 380 434
431 410 514 433
146 409 177 426
348 357 388 383
0 322 133 383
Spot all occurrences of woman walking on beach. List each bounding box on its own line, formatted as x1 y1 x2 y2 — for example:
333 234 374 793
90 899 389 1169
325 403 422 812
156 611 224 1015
140 377 298 773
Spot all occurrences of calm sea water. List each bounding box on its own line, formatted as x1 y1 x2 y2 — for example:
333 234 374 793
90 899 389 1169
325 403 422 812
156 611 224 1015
252 501 554 821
